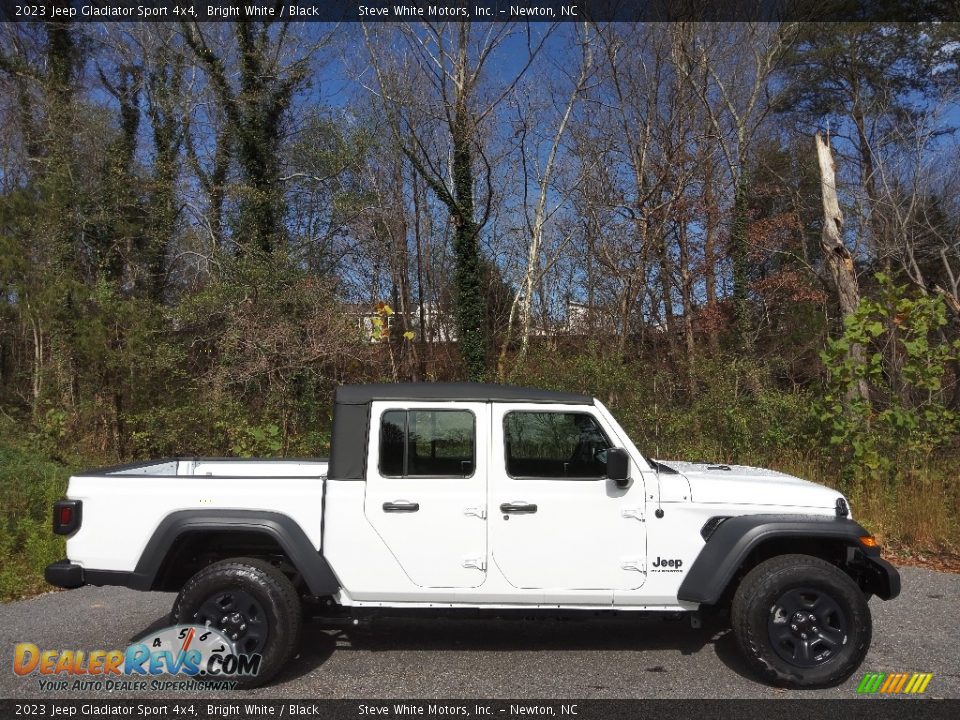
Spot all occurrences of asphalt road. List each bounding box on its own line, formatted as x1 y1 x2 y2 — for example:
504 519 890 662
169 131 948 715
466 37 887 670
1 565 956 700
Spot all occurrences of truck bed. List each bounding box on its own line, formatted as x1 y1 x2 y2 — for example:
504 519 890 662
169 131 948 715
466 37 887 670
85 457 328 478
64 458 329 573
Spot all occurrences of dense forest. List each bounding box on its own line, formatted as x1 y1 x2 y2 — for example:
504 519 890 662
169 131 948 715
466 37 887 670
1 17 959 597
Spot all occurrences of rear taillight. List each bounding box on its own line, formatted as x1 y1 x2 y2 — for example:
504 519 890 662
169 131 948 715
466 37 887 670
53 500 81 535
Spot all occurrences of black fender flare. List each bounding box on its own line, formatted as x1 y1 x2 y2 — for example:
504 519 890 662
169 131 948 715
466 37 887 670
130 509 340 596
677 514 894 605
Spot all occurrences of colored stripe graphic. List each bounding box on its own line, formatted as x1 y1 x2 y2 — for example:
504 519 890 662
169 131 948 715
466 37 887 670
889 674 908 693
857 672 885 693
857 672 932 694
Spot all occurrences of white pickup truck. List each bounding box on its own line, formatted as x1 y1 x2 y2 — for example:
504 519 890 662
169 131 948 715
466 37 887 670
46 383 899 688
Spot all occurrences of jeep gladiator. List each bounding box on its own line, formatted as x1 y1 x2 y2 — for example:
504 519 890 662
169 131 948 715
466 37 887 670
45 383 900 687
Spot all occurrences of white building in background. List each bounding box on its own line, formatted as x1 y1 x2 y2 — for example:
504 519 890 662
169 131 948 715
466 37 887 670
350 298 617 344
352 302 457 344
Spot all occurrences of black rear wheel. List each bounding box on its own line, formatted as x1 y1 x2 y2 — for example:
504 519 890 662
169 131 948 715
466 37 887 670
172 557 301 688
732 554 871 688
192 587 269 656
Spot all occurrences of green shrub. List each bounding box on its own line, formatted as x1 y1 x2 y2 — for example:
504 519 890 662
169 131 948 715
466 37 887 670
815 274 960 482
0 418 71 601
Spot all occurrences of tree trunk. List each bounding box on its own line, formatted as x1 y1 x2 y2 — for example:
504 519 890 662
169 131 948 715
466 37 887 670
658 234 676 361
703 152 719 354
145 57 183 303
677 221 696 395
389 160 419 380
411 165 428 377
28 309 43 414
451 110 487 381
183 23 304 259
495 292 521 382
731 172 751 350
517 27 591 362
816 132 869 404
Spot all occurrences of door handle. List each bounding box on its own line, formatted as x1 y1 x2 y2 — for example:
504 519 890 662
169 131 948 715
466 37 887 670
500 502 537 514
621 508 645 522
383 501 420 513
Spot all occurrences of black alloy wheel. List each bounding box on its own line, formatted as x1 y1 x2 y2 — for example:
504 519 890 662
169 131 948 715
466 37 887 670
767 586 849 668
193 588 269 655
171 557 302 688
731 553 872 688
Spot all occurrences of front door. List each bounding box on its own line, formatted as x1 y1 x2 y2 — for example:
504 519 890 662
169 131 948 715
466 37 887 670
364 401 489 588
489 405 647 592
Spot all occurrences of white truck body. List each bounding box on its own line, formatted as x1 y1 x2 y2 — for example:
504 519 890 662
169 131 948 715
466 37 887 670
63 400 841 610
47 382 900 688
64 460 328 575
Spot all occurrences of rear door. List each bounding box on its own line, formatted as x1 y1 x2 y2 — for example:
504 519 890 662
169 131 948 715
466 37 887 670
364 401 489 588
489 404 647 593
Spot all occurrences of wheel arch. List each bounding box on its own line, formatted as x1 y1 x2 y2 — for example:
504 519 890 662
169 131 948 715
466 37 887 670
677 514 897 606
130 509 340 596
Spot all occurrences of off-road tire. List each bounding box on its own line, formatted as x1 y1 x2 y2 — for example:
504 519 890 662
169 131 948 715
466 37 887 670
731 553 871 688
171 557 301 688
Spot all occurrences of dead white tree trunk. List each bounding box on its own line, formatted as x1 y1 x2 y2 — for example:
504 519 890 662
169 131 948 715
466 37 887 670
816 132 870 404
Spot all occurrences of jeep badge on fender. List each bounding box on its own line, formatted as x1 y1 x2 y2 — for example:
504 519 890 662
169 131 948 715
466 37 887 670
652 557 684 571
45 382 900 689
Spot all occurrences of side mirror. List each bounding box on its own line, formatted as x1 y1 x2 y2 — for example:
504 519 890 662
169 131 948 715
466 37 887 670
605 448 630 488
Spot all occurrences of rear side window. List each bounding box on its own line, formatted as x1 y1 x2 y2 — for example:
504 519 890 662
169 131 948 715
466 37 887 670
379 410 475 478
504 412 611 479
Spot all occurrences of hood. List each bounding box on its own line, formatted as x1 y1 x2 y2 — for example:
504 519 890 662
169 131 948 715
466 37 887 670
654 460 842 510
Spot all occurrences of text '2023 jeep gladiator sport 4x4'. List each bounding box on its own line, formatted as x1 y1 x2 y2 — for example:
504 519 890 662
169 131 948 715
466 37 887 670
46 383 899 688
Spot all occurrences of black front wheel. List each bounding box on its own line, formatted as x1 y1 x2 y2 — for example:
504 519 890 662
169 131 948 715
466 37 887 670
171 557 302 688
731 554 871 688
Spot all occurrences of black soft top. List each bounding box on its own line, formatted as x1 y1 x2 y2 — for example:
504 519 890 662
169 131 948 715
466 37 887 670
334 382 592 406
328 382 593 479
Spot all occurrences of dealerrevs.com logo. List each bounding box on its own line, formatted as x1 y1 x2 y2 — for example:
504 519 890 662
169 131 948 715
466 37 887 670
13 624 261 691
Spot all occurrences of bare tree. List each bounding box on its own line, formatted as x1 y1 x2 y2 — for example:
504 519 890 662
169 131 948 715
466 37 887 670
673 22 798 348
869 91 960 319
573 24 701 360
181 21 334 257
495 22 595 379
361 22 551 380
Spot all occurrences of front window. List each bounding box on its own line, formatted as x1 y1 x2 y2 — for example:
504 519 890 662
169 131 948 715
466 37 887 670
379 409 475 478
504 411 612 479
